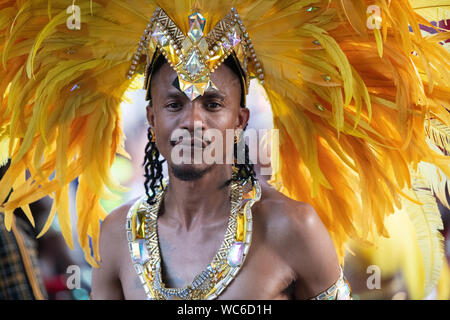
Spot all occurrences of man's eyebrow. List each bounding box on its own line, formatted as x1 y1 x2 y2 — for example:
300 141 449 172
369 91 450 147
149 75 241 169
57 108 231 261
164 90 186 100
202 89 225 100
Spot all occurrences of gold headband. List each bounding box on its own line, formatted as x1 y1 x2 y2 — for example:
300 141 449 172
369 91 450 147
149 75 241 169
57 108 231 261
127 7 264 101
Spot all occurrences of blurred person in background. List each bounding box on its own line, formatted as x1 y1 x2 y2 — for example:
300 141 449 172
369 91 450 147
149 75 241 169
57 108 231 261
0 163 47 300
1 162 91 300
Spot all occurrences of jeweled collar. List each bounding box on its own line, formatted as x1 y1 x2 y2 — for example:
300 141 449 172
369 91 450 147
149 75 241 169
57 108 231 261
126 177 261 300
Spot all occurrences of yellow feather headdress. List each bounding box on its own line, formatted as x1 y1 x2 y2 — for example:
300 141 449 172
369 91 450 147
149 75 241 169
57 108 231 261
0 0 449 270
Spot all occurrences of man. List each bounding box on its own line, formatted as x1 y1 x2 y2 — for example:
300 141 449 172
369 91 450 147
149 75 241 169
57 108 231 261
91 55 343 300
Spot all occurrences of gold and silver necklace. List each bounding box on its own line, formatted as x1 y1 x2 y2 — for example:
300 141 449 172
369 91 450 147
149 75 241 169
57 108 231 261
126 176 261 300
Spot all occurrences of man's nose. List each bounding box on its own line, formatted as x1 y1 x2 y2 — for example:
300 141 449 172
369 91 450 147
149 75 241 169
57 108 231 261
180 102 206 134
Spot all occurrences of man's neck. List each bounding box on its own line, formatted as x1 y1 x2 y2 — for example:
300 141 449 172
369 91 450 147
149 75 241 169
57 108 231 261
161 165 233 231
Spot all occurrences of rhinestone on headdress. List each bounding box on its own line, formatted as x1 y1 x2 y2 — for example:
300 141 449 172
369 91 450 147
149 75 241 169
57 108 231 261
187 12 206 43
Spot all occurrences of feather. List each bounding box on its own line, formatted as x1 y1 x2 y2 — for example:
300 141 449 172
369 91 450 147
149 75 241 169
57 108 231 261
36 199 57 238
425 117 450 156
409 0 450 22
0 129 9 167
404 170 445 297
417 161 450 210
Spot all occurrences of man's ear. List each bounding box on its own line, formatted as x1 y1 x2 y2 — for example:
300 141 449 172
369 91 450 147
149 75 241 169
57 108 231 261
146 103 155 127
237 107 250 130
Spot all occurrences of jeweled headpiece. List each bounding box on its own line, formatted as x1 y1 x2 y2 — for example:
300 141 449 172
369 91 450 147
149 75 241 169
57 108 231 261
127 7 264 101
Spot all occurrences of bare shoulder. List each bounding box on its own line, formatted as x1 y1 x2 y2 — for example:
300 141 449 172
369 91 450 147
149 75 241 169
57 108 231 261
254 179 329 246
100 198 138 246
254 179 340 298
97 198 139 265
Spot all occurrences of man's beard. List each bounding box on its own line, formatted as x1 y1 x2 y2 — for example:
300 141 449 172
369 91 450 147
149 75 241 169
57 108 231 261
170 164 213 181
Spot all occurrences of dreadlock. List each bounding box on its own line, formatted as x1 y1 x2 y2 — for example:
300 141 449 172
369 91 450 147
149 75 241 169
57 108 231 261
143 127 166 205
230 124 257 186
143 54 257 205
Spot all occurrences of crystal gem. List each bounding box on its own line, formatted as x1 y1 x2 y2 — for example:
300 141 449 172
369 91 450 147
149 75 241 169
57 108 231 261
181 37 193 55
198 38 209 55
306 6 319 12
152 26 164 42
135 211 146 239
131 239 149 263
184 86 194 100
189 12 206 31
236 214 245 241
227 242 245 267
315 103 324 111
222 39 232 51
187 12 206 43
188 20 203 43
228 29 241 47
183 84 203 101
159 34 169 47
185 50 203 76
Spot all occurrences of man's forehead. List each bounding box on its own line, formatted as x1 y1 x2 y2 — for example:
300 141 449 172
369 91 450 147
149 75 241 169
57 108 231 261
165 78 225 100
151 60 241 102
154 65 225 98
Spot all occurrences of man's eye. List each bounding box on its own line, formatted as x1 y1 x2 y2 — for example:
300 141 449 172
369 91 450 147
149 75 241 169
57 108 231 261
207 102 221 109
166 103 182 109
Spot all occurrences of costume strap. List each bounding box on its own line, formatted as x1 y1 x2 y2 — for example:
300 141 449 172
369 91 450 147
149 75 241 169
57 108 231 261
310 267 352 300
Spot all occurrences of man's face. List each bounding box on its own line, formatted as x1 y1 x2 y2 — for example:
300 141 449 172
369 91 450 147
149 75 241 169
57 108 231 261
147 61 249 181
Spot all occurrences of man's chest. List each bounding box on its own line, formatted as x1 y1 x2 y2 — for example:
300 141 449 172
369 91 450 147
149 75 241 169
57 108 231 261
119 223 295 300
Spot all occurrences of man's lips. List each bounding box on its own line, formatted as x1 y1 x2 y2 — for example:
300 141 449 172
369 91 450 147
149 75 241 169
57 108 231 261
172 137 210 148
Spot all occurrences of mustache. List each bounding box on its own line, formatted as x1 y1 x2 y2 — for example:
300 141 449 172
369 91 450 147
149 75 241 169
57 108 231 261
170 132 212 148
